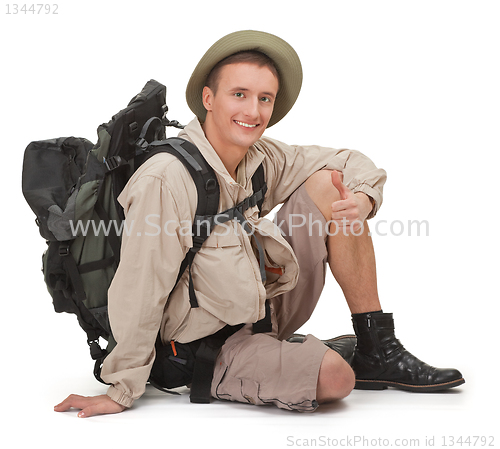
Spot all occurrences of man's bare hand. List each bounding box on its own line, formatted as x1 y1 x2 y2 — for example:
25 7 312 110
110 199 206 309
54 394 126 418
331 170 373 233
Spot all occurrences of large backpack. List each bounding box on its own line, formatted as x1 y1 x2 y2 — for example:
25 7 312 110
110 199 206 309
22 80 269 403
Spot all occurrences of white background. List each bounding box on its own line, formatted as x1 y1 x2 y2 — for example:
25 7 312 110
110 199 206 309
1 0 499 447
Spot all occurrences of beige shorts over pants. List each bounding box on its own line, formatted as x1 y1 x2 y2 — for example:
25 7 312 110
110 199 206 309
211 184 332 412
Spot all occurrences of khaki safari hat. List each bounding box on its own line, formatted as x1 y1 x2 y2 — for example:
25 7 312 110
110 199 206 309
186 30 302 128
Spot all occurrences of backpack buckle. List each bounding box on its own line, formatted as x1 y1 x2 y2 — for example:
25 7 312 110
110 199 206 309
58 243 70 257
88 339 106 360
104 156 124 172
135 137 149 153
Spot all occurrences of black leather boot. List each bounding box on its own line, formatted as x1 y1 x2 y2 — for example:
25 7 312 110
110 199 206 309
351 312 465 392
287 334 357 364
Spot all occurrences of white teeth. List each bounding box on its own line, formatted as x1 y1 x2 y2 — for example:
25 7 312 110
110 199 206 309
235 120 257 128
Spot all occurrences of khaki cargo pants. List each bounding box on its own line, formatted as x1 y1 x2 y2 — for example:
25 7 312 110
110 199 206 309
211 184 331 412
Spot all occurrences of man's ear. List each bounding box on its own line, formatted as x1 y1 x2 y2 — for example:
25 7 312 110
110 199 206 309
202 86 214 112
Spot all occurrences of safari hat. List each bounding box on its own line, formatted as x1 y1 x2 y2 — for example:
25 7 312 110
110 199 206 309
186 30 302 128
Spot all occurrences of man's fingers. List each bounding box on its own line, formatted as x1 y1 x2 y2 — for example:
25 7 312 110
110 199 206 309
332 202 359 221
54 394 125 417
331 170 349 200
78 398 125 418
78 407 91 418
331 169 344 185
78 405 101 418
331 199 347 212
332 210 358 221
54 394 87 412
331 198 357 212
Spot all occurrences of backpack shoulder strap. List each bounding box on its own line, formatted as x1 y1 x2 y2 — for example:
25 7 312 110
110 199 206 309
251 163 267 215
138 137 220 220
138 137 220 309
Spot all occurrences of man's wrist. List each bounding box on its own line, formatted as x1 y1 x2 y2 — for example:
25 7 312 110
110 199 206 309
354 192 375 219
106 385 134 408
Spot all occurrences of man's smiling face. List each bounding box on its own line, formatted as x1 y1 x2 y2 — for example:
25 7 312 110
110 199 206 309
202 62 279 159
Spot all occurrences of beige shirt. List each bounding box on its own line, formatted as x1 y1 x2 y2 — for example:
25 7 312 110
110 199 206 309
102 118 387 407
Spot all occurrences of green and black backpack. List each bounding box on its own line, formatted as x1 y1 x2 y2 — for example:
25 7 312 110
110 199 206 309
22 80 269 403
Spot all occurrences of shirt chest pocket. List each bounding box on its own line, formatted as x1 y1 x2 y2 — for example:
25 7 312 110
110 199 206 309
202 220 243 249
189 220 265 325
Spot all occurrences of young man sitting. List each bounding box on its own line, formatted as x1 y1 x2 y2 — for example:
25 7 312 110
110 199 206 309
55 30 464 418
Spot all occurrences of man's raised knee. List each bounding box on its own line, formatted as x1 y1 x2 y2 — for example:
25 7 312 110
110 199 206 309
304 170 342 221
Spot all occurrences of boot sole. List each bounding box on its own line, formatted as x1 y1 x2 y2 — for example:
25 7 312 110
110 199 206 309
355 377 465 392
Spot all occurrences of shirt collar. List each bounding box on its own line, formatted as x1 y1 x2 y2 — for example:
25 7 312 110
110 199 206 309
178 118 265 189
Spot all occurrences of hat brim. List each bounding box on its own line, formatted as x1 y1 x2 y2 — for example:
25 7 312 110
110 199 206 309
186 30 302 128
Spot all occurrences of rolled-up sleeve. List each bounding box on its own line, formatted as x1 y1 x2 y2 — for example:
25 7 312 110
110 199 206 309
256 137 387 219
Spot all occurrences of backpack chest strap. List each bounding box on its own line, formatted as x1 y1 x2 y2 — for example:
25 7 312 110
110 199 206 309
189 182 269 304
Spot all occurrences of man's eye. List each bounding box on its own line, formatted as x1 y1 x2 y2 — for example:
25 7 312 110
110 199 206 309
260 97 270 103
234 92 244 98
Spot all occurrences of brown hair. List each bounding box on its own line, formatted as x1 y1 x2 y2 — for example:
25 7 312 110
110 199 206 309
205 50 280 95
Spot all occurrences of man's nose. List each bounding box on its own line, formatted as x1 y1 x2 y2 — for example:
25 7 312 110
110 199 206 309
243 97 259 119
